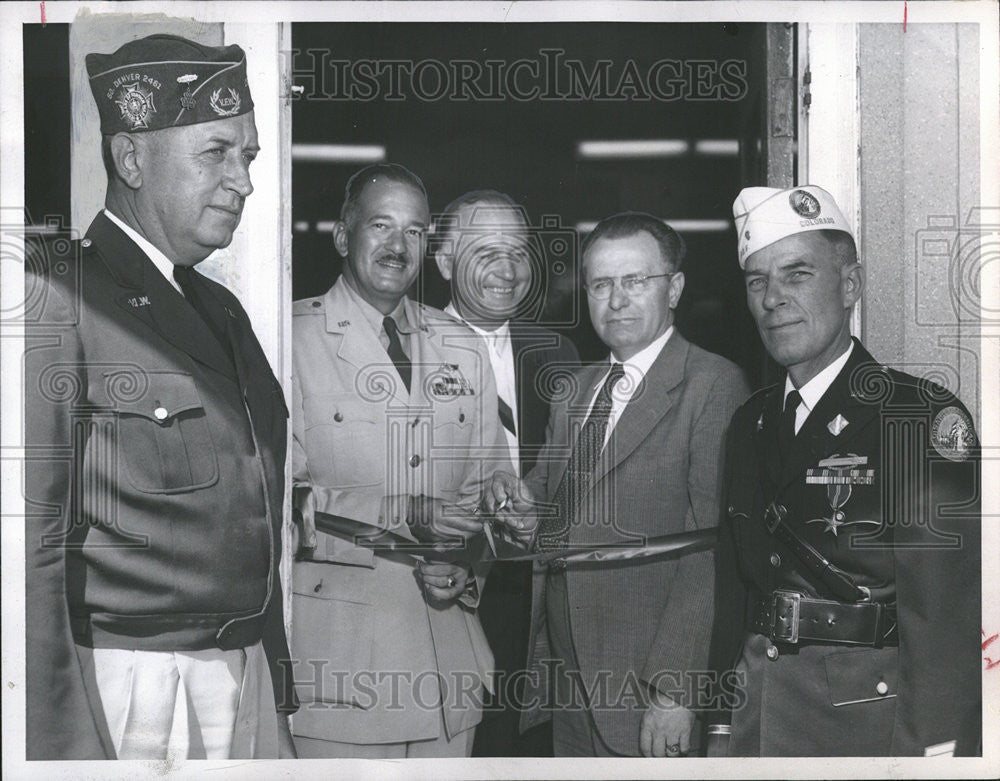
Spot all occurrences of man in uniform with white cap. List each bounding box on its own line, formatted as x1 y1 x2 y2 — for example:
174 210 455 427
706 185 981 756
25 34 296 759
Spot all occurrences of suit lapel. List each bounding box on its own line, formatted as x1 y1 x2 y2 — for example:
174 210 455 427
591 333 689 487
327 280 410 405
91 214 236 379
509 326 534 426
756 386 784 491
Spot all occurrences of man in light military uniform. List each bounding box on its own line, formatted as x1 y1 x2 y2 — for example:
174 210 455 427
290 164 520 757
707 185 981 756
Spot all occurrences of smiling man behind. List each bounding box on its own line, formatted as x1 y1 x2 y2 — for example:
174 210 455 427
434 190 580 756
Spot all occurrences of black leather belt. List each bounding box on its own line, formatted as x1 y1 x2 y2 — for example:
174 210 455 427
749 590 898 647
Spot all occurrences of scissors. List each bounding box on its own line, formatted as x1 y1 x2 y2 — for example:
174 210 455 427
475 496 510 557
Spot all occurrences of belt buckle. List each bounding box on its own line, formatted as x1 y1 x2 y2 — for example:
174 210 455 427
770 590 801 644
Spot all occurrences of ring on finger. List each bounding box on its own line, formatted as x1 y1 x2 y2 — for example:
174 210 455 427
666 744 680 755
447 576 456 588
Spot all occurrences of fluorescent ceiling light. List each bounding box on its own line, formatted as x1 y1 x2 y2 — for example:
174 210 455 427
577 140 689 159
575 219 731 233
292 144 387 163
694 139 740 156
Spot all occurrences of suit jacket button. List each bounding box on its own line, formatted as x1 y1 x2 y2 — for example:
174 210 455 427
876 681 889 696
410 454 421 468
334 412 343 422
766 644 779 661
459 413 465 422
154 406 168 421
769 553 781 568
81 238 92 248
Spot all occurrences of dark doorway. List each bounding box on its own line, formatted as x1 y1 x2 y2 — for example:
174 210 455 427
290 22 794 385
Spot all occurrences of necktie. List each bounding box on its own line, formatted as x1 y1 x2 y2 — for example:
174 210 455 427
497 397 517 438
537 363 625 552
173 265 230 353
487 332 517 438
779 388 802 456
382 316 411 393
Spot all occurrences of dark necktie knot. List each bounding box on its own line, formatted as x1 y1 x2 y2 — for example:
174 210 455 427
602 363 626 400
779 388 803 457
382 316 412 393
784 389 802 414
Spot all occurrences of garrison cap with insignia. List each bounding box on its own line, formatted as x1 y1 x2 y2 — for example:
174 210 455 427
86 34 254 134
732 184 853 268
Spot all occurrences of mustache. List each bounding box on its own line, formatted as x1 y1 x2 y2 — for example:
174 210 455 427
376 252 410 264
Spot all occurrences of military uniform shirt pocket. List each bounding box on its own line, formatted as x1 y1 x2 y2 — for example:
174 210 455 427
107 371 219 494
302 392 382 488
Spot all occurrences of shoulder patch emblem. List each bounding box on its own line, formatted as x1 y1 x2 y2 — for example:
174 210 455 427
931 405 973 461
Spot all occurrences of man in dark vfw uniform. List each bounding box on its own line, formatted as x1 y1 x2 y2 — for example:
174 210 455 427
708 185 981 757
24 34 296 760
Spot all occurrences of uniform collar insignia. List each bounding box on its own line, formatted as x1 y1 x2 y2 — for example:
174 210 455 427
827 413 849 436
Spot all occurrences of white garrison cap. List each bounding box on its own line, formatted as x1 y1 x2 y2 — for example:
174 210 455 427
733 185 853 268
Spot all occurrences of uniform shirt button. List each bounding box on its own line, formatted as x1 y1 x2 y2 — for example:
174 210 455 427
154 406 168 421
876 681 889 696
769 553 781 568
459 413 465 423
409 454 421 468
312 300 321 308
766 644 779 661
727 505 735 515
334 412 343 422
81 238 92 248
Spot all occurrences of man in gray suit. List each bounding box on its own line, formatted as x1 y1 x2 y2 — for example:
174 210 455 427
514 212 749 756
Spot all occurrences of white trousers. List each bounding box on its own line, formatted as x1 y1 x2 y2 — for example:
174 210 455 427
75 642 278 760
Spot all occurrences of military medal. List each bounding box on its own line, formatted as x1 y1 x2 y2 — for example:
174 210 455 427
806 454 879 536
177 74 198 111
430 364 475 397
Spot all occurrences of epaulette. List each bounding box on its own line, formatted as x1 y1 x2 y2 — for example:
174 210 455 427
416 302 455 323
742 381 780 410
292 296 325 316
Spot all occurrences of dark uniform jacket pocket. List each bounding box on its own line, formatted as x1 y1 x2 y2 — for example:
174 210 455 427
825 646 899 706
109 371 218 494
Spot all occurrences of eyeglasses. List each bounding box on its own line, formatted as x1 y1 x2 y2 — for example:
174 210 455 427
584 273 673 299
